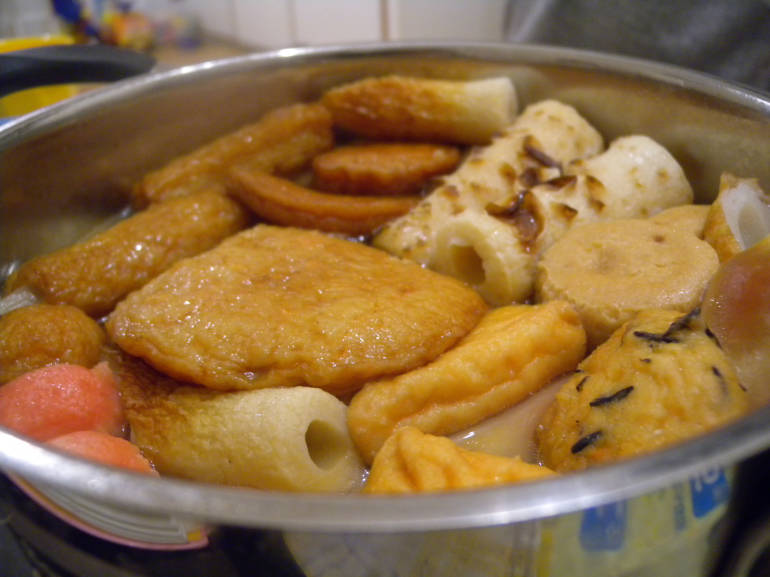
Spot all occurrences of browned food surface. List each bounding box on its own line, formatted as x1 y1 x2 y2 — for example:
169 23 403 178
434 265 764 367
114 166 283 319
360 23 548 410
321 75 514 145
537 309 749 472
0 304 105 383
311 143 461 196
134 103 334 206
228 168 419 236
106 225 487 396
5 191 250 317
348 302 586 464
364 426 555 494
103 347 364 491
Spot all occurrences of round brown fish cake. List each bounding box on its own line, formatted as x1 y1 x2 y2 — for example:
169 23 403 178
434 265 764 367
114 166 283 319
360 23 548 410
536 218 719 349
0 304 105 384
537 309 749 472
106 225 487 396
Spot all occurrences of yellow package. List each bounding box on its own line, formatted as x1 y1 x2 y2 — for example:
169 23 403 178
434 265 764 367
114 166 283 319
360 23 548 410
0 35 78 117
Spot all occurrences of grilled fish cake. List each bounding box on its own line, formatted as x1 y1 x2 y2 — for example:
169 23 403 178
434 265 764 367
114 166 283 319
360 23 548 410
106 225 487 396
5 191 250 317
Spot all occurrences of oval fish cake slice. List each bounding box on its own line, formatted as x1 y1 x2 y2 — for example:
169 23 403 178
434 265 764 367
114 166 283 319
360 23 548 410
106 225 487 396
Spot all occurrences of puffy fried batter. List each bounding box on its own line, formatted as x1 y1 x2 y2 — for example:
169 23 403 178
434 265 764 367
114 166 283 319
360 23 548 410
106 225 487 396
536 217 719 349
322 76 517 145
5 191 250 317
0 304 105 384
104 347 364 492
348 302 586 464
537 309 749 472
134 103 334 205
311 143 461 196
228 168 419 236
364 426 555 494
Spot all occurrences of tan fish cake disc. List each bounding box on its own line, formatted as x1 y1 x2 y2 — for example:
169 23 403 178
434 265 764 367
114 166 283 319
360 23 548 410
537 309 749 472
107 225 487 395
648 203 710 238
536 218 719 349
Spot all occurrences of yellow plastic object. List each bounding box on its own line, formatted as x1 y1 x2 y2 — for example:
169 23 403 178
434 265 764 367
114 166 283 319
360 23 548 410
0 35 79 117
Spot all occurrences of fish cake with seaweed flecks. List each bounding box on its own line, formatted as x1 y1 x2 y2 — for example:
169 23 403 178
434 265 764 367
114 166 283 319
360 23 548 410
537 309 749 472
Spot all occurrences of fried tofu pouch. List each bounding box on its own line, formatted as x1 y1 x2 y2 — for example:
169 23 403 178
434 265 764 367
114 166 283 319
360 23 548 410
0 304 105 384
365 426 555 494
134 103 334 206
348 301 586 464
104 348 364 492
5 191 250 317
537 309 749 472
107 225 487 396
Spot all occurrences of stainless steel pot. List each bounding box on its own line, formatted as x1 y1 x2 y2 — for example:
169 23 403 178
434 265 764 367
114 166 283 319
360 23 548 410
1 43 769 577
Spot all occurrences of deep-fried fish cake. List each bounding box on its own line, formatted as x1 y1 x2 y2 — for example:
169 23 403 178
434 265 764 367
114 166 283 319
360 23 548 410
5 191 250 317
106 225 487 396
0 304 105 384
312 143 461 196
537 309 749 472
133 103 334 206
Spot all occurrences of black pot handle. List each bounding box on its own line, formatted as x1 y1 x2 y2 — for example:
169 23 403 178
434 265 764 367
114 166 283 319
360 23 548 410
0 44 155 98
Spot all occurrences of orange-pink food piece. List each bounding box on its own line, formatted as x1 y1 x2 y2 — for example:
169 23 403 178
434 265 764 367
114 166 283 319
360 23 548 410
48 430 157 475
0 363 126 441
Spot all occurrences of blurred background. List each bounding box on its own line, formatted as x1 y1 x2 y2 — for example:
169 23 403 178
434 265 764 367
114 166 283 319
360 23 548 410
0 0 510 69
2 0 766 85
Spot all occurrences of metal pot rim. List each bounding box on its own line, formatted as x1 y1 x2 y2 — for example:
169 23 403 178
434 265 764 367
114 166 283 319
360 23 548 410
1 41 769 532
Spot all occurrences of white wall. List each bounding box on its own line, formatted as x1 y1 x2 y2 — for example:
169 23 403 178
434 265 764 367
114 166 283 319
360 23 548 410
385 0 508 41
186 0 508 49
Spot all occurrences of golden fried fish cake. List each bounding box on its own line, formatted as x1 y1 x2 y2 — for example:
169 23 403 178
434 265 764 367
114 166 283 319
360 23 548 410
134 103 334 206
311 143 461 196
348 302 586 464
5 191 250 317
365 426 555 494
106 225 487 396
0 304 105 384
321 76 516 145
227 168 419 236
537 309 749 472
